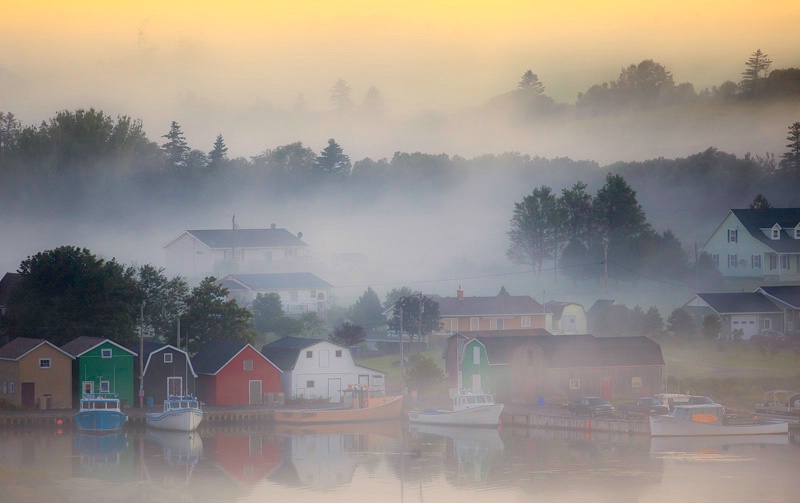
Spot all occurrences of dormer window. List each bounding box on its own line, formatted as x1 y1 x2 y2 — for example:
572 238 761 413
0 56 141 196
795 224 800 239
771 224 781 240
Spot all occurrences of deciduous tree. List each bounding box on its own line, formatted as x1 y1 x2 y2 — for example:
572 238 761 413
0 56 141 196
329 322 367 347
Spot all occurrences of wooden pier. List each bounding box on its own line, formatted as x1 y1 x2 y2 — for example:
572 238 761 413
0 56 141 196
0 408 276 427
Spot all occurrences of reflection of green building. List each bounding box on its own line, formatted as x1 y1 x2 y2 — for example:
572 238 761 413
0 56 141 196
62 336 136 407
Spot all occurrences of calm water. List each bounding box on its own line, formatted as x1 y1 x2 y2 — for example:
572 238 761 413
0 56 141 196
1 421 799 503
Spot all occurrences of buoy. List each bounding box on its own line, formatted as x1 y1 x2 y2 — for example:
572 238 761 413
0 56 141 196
57 419 63 425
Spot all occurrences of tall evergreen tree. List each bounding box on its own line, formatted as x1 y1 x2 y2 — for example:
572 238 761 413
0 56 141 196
518 70 545 95
161 121 189 169
330 79 353 115
780 122 800 173
741 49 772 98
208 133 228 168
350 287 385 332
315 138 352 176
507 186 559 274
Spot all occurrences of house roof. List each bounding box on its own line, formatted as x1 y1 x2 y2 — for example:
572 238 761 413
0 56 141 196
0 272 23 307
545 301 584 319
220 273 333 291
0 337 74 361
61 336 137 357
756 285 800 309
467 334 664 368
434 295 546 317
261 336 327 371
729 208 800 253
587 299 615 316
192 338 279 375
693 292 782 314
165 228 308 250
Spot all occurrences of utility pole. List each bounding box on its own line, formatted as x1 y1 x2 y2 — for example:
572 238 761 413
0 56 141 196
399 305 405 395
417 291 424 354
139 300 145 408
231 214 236 272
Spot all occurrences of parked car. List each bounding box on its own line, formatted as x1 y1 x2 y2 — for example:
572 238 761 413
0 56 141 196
750 329 790 348
617 397 670 418
568 397 615 418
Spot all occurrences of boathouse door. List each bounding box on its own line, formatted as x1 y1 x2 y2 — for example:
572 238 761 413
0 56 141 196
328 378 342 403
21 382 35 408
249 380 263 405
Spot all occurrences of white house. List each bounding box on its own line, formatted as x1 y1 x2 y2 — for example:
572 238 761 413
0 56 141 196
163 224 311 278
700 208 800 281
261 337 384 402
218 272 333 317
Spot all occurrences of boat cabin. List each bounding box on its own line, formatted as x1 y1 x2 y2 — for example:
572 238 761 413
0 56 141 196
79 393 122 412
452 389 495 411
669 403 726 423
161 395 201 413
341 386 392 409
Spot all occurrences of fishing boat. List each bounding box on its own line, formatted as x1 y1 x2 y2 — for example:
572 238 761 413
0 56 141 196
74 393 127 433
273 385 404 424
145 395 204 432
408 389 504 426
754 390 800 425
649 402 789 436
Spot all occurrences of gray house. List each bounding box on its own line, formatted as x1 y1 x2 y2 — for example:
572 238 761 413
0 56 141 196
680 292 783 339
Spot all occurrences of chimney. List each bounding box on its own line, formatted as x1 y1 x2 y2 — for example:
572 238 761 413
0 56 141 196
270 223 276 229
457 285 464 300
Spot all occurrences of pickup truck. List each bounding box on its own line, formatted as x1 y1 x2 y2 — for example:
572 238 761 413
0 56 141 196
568 397 615 418
617 397 670 418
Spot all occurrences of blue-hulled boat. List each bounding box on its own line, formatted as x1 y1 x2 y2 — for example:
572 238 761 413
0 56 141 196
74 393 127 433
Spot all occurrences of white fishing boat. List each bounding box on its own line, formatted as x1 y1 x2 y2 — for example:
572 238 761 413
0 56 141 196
649 402 789 436
145 395 203 432
408 389 504 426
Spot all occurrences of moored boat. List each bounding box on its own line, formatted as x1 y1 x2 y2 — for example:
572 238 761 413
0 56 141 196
146 395 204 432
274 385 403 424
754 390 800 425
649 402 789 436
408 389 504 426
74 393 127 433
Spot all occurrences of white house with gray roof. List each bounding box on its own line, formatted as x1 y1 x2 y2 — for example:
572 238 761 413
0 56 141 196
163 224 310 277
219 272 332 317
700 208 800 281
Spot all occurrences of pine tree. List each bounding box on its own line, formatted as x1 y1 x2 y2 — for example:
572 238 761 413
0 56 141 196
315 138 352 176
330 79 353 115
741 49 772 98
208 133 228 168
780 122 800 173
161 121 189 169
518 70 545 95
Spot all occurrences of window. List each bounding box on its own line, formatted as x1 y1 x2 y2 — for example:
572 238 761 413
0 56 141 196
728 229 737 243
772 226 780 239
470 317 479 330
39 358 51 369
9 382 13 393
770 254 778 270
195 250 204 256
762 319 772 330
290 291 298 302
495 319 505 330
712 254 719 267
100 381 110 393
521 316 531 328
286 249 295 258
728 254 737 268
781 255 789 270
243 359 253 371
2 382 6 394
335 350 342 357
101 348 112 358
306 350 313 358
569 379 580 390
163 353 173 364
83 382 94 395
752 255 761 268
795 226 800 239
473 346 480 364
306 380 315 388
632 377 642 388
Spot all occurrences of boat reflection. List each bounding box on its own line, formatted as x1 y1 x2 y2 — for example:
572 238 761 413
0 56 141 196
73 432 132 479
146 429 203 468
409 424 504 483
650 433 789 456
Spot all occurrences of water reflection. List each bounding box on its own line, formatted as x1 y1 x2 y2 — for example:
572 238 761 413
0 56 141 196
0 424 799 503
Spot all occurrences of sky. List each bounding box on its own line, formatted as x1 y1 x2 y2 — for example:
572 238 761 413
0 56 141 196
3 1 799 159
2 1 800 308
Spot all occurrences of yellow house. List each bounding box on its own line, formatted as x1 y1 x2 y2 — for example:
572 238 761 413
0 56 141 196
0 338 74 409
545 301 588 335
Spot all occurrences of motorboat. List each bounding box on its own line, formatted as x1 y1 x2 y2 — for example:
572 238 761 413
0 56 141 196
408 389 504 426
146 395 204 432
274 385 403 424
74 393 127 433
754 390 800 425
649 402 789 436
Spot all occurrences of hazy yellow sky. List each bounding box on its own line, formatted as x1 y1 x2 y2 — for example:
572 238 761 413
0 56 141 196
2 1 799 156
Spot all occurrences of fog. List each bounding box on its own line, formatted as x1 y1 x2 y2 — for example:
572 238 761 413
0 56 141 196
2 1 800 310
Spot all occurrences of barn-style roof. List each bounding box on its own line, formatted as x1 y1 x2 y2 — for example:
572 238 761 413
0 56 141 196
128 341 198 378
261 336 329 371
192 338 279 375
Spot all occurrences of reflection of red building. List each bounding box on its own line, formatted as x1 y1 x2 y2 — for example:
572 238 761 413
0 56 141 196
192 339 281 406
207 432 282 486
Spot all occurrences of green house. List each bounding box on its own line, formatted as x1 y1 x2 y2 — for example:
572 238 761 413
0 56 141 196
62 336 136 407
461 338 512 393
